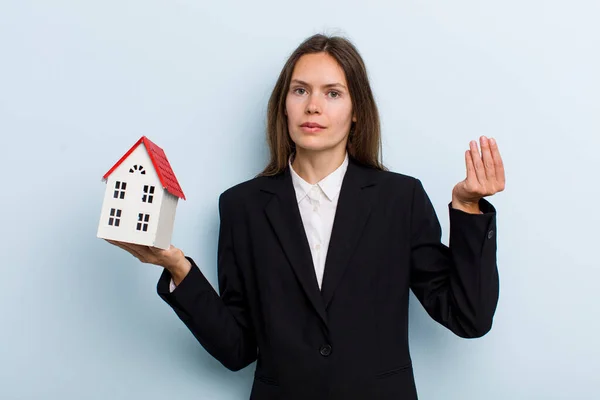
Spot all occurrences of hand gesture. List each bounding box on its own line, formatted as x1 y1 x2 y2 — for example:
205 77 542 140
105 240 191 284
452 136 505 213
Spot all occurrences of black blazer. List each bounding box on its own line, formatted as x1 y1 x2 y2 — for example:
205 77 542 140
157 156 499 400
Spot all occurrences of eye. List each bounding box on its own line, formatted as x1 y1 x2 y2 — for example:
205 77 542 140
328 90 341 98
293 88 306 95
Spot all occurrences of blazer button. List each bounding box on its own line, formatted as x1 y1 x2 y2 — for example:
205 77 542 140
487 230 494 239
320 344 332 357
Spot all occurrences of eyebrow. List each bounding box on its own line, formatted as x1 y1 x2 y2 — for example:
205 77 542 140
290 79 347 90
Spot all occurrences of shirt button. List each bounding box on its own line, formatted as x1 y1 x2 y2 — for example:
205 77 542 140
487 230 494 239
320 344 332 357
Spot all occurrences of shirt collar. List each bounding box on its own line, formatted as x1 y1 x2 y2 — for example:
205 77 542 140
289 152 349 203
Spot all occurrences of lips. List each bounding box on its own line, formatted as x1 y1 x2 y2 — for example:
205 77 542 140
301 122 325 128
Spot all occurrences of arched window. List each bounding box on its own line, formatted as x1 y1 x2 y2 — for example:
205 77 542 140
129 165 146 175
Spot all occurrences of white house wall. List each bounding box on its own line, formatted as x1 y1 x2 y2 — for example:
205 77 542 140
97 143 166 247
154 192 179 249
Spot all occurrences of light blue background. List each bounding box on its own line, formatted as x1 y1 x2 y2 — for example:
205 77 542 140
1 1 598 399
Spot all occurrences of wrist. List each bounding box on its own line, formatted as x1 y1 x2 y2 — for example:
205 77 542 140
451 197 481 214
166 256 192 285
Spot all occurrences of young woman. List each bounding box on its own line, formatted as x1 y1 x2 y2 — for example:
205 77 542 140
108 34 505 399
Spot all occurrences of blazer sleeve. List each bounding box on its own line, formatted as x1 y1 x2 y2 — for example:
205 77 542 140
408 178 499 338
156 192 257 371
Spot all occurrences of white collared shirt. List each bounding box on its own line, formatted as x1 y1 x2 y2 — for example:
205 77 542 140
170 153 349 292
289 152 349 290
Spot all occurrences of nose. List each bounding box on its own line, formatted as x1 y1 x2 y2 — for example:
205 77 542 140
305 94 322 115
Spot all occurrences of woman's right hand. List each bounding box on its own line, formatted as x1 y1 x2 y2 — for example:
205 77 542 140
105 240 192 285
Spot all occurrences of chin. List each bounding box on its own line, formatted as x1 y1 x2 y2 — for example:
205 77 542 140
292 134 346 154
294 139 333 153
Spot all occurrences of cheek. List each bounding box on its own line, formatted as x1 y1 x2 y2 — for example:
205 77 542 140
330 102 354 127
285 96 303 119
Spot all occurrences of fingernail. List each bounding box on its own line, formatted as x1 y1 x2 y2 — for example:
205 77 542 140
490 138 496 146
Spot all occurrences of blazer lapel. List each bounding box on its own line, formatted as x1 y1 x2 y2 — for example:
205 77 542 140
320 159 376 309
262 168 328 327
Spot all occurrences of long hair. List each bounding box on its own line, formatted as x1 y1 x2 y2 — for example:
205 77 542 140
258 34 387 177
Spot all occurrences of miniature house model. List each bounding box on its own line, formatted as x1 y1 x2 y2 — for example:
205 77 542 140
97 136 186 250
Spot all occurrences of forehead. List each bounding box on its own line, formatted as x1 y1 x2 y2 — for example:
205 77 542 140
291 52 348 85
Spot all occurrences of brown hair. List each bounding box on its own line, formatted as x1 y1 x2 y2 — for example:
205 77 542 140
258 33 387 177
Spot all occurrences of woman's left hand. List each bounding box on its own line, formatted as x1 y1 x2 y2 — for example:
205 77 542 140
451 136 505 214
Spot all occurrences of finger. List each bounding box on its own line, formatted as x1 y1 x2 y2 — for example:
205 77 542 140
111 240 149 262
149 245 170 255
106 238 130 252
106 240 143 259
119 242 153 262
123 242 151 254
470 140 487 185
465 149 477 184
480 136 496 182
489 138 506 190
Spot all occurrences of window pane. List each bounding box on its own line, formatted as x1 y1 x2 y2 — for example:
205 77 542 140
120 191 125 199
115 219 120 227
142 195 147 202
142 224 148 232
115 181 120 189
144 185 148 192
144 214 149 222
136 223 141 230
116 209 122 217
113 191 119 198
121 182 127 190
141 170 146 174
148 196 153 203
110 208 115 216
138 213 143 221
149 186 155 194
108 218 114 226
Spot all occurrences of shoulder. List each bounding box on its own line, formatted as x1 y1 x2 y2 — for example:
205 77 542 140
350 161 434 207
218 173 277 209
378 170 418 186
354 161 421 191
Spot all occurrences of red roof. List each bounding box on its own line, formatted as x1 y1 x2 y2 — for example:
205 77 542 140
102 136 186 200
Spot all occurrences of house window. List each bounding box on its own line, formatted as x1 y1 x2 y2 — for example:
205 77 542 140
137 213 150 232
129 165 146 175
108 208 122 227
113 181 126 199
142 185 155 203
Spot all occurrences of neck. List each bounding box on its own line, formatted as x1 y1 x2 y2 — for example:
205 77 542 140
291 148 347 185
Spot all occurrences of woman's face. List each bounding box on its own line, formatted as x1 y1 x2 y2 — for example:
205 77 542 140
285 52 355 155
